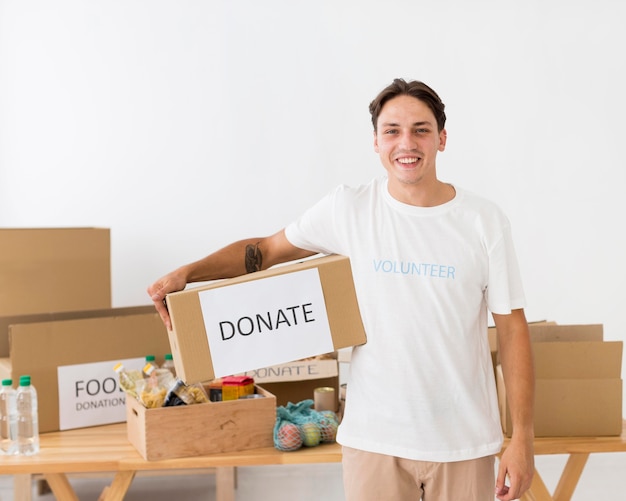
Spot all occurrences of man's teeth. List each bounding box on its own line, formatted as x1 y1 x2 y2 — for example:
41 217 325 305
398 158 418 164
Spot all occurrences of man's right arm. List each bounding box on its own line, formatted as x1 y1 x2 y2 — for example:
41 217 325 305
146 229 316 329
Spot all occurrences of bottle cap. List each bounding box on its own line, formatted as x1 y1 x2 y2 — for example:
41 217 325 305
1 379 12 386
19 376 31 386
145 355 156 362
165 353 173 360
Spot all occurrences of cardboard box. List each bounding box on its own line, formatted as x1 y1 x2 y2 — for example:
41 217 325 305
126 385 276 460
242 356 339 408
496 324 623 437
0 228 111 316
0 306 170 433
166 254 367 383
0 306 156 358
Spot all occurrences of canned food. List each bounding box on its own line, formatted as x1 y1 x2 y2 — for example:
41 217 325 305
314 386 336 411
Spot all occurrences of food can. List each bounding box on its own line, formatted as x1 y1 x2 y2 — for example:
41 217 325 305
314 386 336 412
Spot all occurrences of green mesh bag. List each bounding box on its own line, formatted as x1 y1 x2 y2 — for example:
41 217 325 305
273 399 339 451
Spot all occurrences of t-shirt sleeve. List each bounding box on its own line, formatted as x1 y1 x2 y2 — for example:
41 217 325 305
485 221 526 314
284 186 345 255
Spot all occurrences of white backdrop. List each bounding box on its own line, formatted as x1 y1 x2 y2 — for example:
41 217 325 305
1 1 625 393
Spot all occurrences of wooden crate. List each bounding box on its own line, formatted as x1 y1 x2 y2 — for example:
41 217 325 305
126 385 276 460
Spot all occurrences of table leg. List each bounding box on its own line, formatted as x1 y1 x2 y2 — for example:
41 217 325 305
14 474 32 501
552 453 589 501
44 473 79 501
98 470 136 501
216 466 236 501
521 467 553 501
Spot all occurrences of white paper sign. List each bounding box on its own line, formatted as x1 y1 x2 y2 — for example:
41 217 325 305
57 357 144 431
199 268 334 377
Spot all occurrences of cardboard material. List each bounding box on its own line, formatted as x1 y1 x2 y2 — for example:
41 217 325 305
126 385 276 460
497 324 623 437
242 357 338 383
261 377 339 410
0 306 155 358
166 254 367 383
0 228 111 316
242 357 340 409
1 307 170 433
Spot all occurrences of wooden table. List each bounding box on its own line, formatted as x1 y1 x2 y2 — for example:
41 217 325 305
502 422 626 501
0 421 624 501
0 423 342 501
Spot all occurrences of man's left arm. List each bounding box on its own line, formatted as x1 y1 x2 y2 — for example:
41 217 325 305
493 308 535 501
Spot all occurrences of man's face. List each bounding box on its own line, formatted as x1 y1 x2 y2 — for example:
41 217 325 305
374 95 447 194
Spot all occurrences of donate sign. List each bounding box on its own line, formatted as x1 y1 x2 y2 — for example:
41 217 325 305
199 268 334 378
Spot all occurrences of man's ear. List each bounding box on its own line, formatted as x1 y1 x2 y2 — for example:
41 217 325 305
438 128 447 152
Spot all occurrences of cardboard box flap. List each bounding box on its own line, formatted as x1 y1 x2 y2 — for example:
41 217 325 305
316 256 366 349
0 305 158 358
166 292 208 383
532 341 623 379
529 324 604 343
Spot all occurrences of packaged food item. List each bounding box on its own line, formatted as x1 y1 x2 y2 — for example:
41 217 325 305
313 386 336 412
113 363 143 399
136 363 174 409
222 376 254 401
115 358 212 410
208 379 223 402
163 379 209 407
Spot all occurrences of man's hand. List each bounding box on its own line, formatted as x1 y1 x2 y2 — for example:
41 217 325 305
147 269 188 330
495 438 534 500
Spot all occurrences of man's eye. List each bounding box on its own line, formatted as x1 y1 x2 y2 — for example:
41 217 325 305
384 129 398 134
415 128 428 134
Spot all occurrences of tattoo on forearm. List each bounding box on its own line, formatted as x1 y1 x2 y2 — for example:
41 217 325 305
245 243 263 273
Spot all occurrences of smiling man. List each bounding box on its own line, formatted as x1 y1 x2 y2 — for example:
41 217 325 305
148 78 535 501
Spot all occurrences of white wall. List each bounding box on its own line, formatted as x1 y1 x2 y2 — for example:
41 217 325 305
1 3 625 368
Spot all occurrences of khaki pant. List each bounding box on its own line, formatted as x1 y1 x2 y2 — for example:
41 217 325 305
342 446 495 501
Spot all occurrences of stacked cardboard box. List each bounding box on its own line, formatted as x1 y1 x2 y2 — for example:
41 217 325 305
496 323 623 437
0 228 170 432
0 228 112 316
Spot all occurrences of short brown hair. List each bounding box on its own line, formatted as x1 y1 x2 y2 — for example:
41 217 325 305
369 78 446 132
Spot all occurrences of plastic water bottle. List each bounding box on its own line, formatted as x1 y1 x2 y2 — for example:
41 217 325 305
145 355 156 368
0 379 18 455
16 375 39 455
161 353 176 377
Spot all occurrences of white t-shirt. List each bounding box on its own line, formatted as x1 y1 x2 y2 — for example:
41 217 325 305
284 176 526 462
